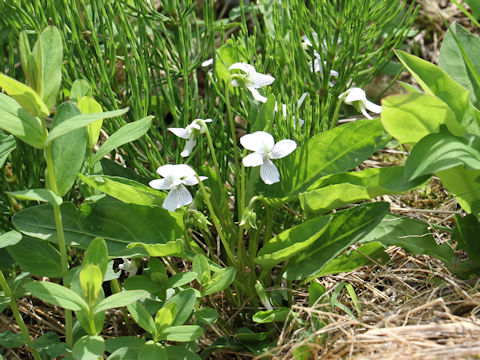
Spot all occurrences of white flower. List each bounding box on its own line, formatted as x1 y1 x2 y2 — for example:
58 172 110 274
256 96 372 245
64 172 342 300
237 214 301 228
149 164 207 212
302 34 339 87
338 87 382 120
118 258 137 277
168 118 212 157
229 62 275 103
201 58 213 67
275 92 308 128
240 131 297 185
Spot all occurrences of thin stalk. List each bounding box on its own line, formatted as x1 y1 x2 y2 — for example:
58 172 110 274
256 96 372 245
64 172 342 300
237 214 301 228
110 279 133 335
0 271 41 360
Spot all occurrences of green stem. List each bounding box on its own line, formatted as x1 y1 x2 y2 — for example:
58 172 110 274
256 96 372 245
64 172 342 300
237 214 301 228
264 206 274 245
0 271 41 360
329 96 343 130
110 279 133 335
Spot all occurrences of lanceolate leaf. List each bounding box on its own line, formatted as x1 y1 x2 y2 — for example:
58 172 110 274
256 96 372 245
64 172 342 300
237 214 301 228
405 131 480 180
12 201 184 257
0 134 15 168
78 96 103 148
25 281 89 312
93 116 153 163
0 93 45 148
72 336 105 360
284 202 389 280
0 231 22 249
94 290 148 314
437 167 480 213
7 189 62 206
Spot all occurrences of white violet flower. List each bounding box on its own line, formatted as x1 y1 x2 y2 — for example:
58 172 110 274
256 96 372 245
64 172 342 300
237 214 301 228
229 62 275 103
118 258 137 277
149 164 207 212
168 118 213 157
338 87 382 120
240 131 297 185
275 92 308 128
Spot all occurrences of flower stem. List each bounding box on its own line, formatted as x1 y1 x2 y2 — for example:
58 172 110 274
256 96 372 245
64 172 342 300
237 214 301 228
329 96 343 129
0 271 41 360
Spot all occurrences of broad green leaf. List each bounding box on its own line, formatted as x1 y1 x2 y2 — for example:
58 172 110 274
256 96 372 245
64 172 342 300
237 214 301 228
46 107 129 144
0 134 15 168
166 346 201 360
193 254 211 284
252 308 291 323
465 0 480 18
405 131 480 180
202 267 236 296
255 215 331 268
155 303 176 337
127 302 156 335
80 264 103 307
72 335 105 360
0 73 49 118
124 275 164 296
12 201 183 257
0 332 25 348
78 175 166 207
50 102 87 196
299 166 429 215
101 158 149 184
437 166 480 213
251 95 276 133
166 272 197 289
361 214 454 264
71 80 92 103
214 40 240 85
438 23 480 108
308 282 326 307
395 50 479 129
137 341 167 359
381 93 464 145
452 214 480 263
94 290 148 314
285 202 389 280
105 336 145 354
93 116 153 163
0 93 45 148
195 307 218 326
83 237 108 279
7 189 62 206
37 26 63 112
78 96 103 148
165 289 196 326
0 231 22 249
161 325 204 342
24 281 89 312
127 239 184 257
253 119 388 202
107 347 140 360
7 236 62 277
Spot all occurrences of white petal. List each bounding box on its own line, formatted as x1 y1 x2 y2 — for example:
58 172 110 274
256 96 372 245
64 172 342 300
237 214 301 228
270 139 297 159
248 72 275 88
240 131 275 152
343 88 367 104
260 158 280 185
149 178 171 190
229 62 253 74
182 175 208 186
231 79 240 87
157 164 196 179
282 104 288 119
181 137 196 157
242 152 264 167
162 185 193 212
330 69 339 77
248 88 268 103
297 118 305 127
359 105 374 120
168 127 191 139
365 100 382 114
202 58 213 67
297 92 308 108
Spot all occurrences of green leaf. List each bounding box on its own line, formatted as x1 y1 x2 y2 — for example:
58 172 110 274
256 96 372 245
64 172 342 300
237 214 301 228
165 346 201 360
127 302 156 335
0 73 49 118
7 189 62 206
255 215 331 268
452 214 480 263
7 236 63 277
437 166 480 213
155 303 176 337
192 254 211 284
93 116 153 163
299 166 429 215
127 239 184 257
105 336 145 354
137 341 167 359
94 290 148 314
70 79 92 103
72 335 105 360
12 201 184 257
24 281 89 312
165 289 196 326
80 264 103 308
124 275 164 296
50 102 87 196
78 96 103 148
0 231 22 249
107 347 140 360
405 131 480 180
251 95 276 133
202 267 236 296
381 93 464 145
284 202 389 280
37 26 63 112
253 119 387 202
252 308 291 323
195 308 218 326
46 107 129 144
0 332 25 348
0 93 45 148
0 134 15 168
308 282 326 307
214 40 240 85
439 23 480 108
166 272 197 289
465 0 480 18
395 50 478 129
83 237 108 279
19 30 37 91
161 325 204 342
78 175 166 207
